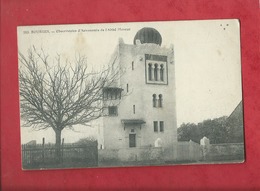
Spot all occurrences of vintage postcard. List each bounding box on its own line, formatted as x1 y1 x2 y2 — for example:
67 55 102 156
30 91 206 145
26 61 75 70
17 20 244 170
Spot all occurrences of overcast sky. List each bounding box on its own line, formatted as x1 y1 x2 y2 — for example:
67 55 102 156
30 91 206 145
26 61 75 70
18 20 242 143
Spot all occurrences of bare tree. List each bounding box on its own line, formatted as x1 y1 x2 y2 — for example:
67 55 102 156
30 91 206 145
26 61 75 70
19 47 122 160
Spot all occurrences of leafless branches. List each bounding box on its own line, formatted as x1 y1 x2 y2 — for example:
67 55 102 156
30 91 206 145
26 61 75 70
19 47 121 135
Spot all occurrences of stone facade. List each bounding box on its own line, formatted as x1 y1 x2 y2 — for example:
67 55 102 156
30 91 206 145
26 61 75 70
94 28 177 151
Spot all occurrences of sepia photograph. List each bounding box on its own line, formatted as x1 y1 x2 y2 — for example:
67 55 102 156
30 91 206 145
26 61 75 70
17 20 244 170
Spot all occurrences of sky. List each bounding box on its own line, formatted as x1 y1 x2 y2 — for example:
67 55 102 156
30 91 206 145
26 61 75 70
18 19 242 144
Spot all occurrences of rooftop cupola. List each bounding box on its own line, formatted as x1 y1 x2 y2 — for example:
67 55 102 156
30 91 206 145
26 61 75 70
133 27 162 46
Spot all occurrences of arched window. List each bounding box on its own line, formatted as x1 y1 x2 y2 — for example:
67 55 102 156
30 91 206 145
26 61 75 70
148 64 152 81
153 94 157 107
160 64 164 81
158 94 163 107
154 64 158 81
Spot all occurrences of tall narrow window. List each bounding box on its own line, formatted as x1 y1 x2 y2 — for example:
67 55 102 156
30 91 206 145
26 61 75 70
110 89 113 99
160 64 164 81
107 90 111 99
154 64 158 81
148 64 152 81
127 83 129 92
153 94 157 107
158 94 163 107
103 90 108 100
132 61 134 70
133 105 135 114
115 90 118 99
154 121 158 132
160 121 164 132
113 90 116 99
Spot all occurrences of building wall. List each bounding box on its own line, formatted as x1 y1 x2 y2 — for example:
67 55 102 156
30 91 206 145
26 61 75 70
90 118 104 149
98 141 244 166
203 143 244 161
101 40 177 149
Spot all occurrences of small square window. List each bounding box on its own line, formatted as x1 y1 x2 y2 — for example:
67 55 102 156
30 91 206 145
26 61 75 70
108 106 118 116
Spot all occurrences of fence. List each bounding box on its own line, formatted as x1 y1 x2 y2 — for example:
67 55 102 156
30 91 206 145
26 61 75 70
173 141 244 163
175 140 203 162
22 139 98 169
98 141 245 166
98 146 164 166
22 139 244 168
203 143 244 162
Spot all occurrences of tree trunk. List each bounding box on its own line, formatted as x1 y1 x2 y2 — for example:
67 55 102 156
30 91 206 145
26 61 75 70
55 129 62 163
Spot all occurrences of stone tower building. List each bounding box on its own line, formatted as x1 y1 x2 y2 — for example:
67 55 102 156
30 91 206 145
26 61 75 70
95 27 177 150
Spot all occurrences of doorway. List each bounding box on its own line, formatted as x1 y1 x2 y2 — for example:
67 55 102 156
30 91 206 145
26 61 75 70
129 134 136 148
